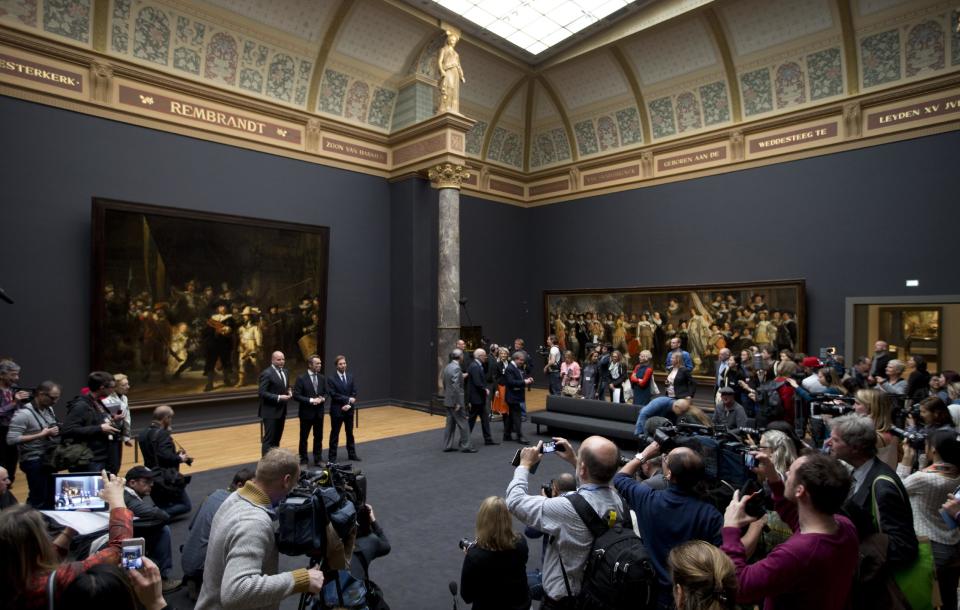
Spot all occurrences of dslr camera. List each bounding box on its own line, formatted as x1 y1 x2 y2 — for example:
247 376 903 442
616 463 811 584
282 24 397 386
458 538 475 551
890 426 927 450
811 395 857 417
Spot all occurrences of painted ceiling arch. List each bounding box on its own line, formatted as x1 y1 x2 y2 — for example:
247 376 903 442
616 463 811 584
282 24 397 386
1 0 957 168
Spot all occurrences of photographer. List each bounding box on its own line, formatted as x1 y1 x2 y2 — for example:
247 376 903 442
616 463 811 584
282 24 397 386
524 474 577 601
712 388 746 430
896 429 960 610
138 406 193 517
6 380 61 508
0 359 30 483
505 436 624 609
460 496 530 610
616 441 723 609
196 448 323 609
61 371 120 473
123 466 181 593
720 453 859 609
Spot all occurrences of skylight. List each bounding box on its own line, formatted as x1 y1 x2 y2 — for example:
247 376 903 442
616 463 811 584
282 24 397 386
430 0 632 55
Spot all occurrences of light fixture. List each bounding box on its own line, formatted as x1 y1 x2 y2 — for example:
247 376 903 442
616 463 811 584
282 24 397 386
905 280 919 287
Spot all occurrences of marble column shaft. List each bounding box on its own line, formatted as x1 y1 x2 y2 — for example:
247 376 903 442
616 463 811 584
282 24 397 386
437 186 460 393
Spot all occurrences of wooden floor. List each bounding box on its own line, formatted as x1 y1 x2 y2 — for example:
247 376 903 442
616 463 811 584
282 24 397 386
9 389 548 498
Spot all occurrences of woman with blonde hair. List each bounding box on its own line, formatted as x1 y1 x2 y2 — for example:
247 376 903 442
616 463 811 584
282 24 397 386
668 540 737 610
103 373 133 475
853 388 899 468
460 496 529 609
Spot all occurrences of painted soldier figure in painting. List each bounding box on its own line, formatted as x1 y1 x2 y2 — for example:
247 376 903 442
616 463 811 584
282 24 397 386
203 301 236 391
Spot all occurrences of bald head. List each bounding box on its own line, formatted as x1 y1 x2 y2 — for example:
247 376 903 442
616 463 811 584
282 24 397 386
665 447 705 491
271 351 285 367
578 436 619 484
152 405 174 424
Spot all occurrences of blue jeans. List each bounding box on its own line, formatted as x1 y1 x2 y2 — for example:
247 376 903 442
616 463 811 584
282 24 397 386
146 525 174 578
156 487 192 519
20 458 54 509
634 397 675 436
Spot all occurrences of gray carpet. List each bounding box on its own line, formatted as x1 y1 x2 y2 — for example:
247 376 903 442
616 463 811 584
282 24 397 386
160 418 594 610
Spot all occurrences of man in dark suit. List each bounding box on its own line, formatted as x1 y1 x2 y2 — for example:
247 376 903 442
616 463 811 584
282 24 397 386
826 414 917 606
503 351 532 444
867 340 893 385
327 354 360 461
293 354 326 466
466 348 496 446
258 351 292 457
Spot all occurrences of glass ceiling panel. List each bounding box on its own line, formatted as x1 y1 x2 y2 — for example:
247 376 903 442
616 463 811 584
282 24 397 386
431 0 632 55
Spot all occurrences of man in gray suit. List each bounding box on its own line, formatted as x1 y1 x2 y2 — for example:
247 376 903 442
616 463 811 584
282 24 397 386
442 349 476 453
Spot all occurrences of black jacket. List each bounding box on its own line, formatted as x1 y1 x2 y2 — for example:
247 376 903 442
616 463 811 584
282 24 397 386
61 394 111 463
504 363 527 404
293 371 327 419
466 359 487 406
460 537 530 610
842 458 918 569
138 425 182 471
124 488 170 530
672 367 696 399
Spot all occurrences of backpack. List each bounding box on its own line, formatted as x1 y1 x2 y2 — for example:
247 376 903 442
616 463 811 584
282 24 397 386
559 494 656 610
755 380 785 423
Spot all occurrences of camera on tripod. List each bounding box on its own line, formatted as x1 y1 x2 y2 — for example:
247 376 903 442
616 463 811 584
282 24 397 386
276 462 366 558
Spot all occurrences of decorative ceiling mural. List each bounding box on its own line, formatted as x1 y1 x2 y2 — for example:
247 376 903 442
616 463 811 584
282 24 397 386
545 50 631 111
201 0 337 44
621 16 718 86
720 0 835 57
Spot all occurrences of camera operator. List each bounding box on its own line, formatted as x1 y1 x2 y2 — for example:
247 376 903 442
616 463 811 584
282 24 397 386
196 448 323 610
506 436 624 609
351 503 390 583
6 380 60 508
138 406 193 517
460 496 530 610
617 440 723 609
896 429 960 610
720 452 859 609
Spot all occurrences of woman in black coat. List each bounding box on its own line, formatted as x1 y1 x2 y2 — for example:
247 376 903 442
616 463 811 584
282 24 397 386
460 496 530 610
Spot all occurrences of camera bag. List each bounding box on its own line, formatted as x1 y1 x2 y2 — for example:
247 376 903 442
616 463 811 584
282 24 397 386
558 494 656 610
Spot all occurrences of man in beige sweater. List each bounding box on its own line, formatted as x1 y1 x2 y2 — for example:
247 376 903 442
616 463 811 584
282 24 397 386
196 448 324 610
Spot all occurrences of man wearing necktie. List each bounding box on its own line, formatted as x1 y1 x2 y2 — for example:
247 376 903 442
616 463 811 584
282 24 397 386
327 355 360 462
258 351 292 456
293 354 327 466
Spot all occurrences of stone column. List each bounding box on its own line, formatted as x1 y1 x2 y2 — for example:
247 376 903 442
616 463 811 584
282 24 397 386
429 163 471 393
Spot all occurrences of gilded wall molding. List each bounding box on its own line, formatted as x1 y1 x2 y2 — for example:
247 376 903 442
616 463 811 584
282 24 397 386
535 75 579 162
835 0 859 96
480 75 529 160
609 46 652 145
703 8 742 123
306 0 355 112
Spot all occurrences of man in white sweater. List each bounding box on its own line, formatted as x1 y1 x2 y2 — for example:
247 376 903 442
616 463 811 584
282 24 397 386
196 448 324 610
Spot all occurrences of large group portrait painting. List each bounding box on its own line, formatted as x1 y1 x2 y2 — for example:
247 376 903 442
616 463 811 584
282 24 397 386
92 199 330 403
544 281 805 377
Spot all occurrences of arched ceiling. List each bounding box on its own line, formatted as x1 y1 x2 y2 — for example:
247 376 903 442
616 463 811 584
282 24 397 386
2 0 957 168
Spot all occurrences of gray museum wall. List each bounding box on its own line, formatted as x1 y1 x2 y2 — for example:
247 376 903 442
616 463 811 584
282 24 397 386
0 95 394 402
518 130 960 361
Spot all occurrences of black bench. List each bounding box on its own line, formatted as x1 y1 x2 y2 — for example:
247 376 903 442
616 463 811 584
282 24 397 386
530 395 640 441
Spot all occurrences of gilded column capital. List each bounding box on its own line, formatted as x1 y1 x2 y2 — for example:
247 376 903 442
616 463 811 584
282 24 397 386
428 163 470 190
305 118 322 152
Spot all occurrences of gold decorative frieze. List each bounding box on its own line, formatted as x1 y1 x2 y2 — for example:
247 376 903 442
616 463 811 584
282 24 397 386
863 88 960 136
0 46 84 97
115 81 303 148
746 118 842 160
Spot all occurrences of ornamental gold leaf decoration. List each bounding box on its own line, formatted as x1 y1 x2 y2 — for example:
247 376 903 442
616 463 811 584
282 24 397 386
428 163 470 189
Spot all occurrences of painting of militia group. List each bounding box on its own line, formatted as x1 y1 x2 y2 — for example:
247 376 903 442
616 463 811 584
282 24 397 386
545 282 804 376
93 201 329 402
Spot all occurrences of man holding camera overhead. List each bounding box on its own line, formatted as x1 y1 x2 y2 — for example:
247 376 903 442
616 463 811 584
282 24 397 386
616 440 722 609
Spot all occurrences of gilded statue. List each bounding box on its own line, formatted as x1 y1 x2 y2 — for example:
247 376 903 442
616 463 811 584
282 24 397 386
437 31 465 114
